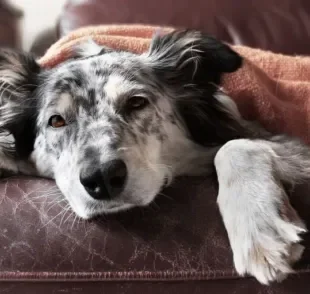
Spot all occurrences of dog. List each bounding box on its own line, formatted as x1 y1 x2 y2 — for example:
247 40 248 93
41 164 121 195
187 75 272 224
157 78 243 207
0 30 309 284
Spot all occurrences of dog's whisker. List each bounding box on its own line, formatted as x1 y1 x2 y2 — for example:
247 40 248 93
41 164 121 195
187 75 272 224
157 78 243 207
44 198 67 213
70 213 79 230
63 211 75 226
158 192 173 201
30 191 63 199
17 192 63 206
31 199 65 204
151 200 160 210
59 205 72 227
36 192 63 200
40 209 67 229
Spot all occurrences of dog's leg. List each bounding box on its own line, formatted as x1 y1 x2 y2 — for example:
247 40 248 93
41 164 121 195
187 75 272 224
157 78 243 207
0 152 36 178
0 134 37 178
214 136 308 284
0 157 18 177
0 134 18 177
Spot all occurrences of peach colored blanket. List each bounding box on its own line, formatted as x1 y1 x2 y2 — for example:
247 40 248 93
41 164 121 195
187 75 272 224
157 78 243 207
39 25 310 144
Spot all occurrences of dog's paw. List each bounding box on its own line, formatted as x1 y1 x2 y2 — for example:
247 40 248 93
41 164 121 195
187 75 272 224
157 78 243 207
215 139 308 284
218 187 307 284
232 215 306 284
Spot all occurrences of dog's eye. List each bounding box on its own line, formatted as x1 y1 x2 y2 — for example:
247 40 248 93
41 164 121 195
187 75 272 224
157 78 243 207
126 96 149 111
48 115 66 128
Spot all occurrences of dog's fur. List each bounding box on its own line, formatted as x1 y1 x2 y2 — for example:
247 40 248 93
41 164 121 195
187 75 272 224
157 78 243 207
0 30 309 284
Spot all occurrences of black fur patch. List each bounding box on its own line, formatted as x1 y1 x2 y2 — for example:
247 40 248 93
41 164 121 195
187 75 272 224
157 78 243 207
0 49 41 159
148 30 247 146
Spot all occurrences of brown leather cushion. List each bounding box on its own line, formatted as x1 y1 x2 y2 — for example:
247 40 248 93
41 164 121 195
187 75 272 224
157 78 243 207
0 176 309 292
0 1 20 48
60 0 310 55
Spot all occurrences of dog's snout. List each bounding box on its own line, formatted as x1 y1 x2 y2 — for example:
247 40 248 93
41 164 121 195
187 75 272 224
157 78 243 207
80 159 127 200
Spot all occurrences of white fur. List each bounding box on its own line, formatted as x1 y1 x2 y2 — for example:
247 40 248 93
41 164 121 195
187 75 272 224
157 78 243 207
215 139 306 284
57 93 73 113
75 39 104 57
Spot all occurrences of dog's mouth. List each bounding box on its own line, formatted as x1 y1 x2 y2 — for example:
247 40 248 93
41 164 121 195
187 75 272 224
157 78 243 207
75 193 155 219
80 186 167 219
99 202 136 214
77 202 136 219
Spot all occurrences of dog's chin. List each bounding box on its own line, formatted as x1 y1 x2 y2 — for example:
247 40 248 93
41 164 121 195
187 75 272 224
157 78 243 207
67 190 160 220
89 203 136 218
69 201 135 219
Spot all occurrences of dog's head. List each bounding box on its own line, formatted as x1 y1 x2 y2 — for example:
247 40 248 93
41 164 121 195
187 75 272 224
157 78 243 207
0 30 243 218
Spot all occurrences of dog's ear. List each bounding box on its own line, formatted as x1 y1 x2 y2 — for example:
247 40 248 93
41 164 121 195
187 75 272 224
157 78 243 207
146 30 247 146
146 30 242 86
0 49 41 159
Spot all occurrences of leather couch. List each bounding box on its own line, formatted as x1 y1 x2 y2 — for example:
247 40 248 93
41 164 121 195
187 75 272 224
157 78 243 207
0 1 20 48
1 0 310 293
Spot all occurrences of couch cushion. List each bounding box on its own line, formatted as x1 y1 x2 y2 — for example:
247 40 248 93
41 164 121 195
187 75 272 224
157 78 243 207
0 176 309 293
0 1 20 48
59 0 310 55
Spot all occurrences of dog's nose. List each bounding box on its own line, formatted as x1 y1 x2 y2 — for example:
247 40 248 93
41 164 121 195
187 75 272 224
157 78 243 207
80 159 127 200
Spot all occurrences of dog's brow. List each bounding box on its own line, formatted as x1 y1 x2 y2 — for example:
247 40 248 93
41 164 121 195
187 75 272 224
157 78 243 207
55 93 74 113
103 75 136 101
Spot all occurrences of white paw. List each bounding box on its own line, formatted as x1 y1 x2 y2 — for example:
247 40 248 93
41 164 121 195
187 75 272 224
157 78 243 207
232 216 306 284
218 184 307 285
215 139 308 284
215 139 307 284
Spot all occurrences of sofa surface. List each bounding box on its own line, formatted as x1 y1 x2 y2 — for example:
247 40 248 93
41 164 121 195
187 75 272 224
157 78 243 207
0 0 20 48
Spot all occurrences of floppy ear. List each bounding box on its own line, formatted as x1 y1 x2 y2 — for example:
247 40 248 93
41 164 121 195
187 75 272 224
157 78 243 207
146 30 247 146
147 30 242 86
0 49 41 159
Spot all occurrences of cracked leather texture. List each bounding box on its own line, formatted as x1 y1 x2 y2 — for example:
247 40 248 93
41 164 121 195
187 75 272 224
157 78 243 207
1 0 310 292
0 176 309 293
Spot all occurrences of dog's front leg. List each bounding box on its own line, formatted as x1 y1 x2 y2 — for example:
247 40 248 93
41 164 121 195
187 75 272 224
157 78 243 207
214 138 307 284
0 153 35 178
0 145 37 178
0 152 18 178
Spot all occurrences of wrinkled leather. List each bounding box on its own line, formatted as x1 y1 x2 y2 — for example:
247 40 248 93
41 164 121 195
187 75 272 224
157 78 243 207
0 176 309 293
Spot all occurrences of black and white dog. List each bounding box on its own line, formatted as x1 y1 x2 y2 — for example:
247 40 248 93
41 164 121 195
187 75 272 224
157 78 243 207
0 30 309 284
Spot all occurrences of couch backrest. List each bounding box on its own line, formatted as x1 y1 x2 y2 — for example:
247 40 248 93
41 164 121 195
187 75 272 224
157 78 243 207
60 0 310 54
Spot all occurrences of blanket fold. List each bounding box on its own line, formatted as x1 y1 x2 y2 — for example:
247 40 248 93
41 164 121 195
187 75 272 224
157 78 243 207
39 25 310 144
